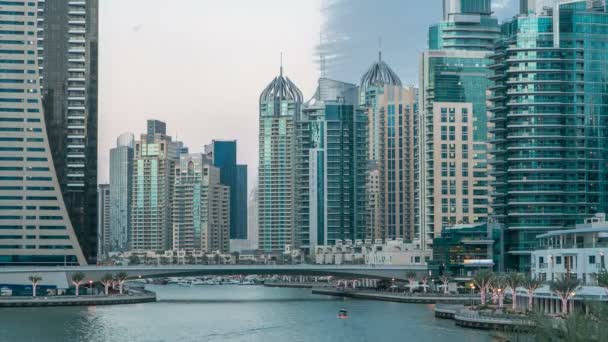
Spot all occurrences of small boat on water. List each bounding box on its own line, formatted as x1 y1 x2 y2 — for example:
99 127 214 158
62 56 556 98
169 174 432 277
338 309 348 319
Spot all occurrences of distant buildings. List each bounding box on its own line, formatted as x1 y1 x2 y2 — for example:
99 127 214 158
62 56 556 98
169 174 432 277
131 120 182 251
258 66 303 251
97 184 111 258
0 2 87 265
39 0 100 264
109 133 134 252
419 0 499 250
314 239 431 266
295 78 367 251
489 0 608 271
204 141 248 240
172 154 230 253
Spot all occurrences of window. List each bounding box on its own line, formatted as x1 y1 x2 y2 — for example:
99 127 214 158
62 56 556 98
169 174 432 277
589 255 596 264
556 256 562 265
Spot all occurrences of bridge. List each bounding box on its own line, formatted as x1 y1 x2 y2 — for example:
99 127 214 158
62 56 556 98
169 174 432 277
0 264 427 288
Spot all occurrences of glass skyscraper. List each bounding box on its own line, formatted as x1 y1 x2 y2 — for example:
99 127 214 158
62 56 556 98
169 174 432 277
0 2 87 265
109 132 134 252
39 0 99 263
295 78 367 250
489 0 608 271
204 141 247 240
419 0 500 249
258 67 303 251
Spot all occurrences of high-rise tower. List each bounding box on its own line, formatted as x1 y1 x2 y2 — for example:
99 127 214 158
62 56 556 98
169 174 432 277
258 66 303 252
360 53 419 243
38 0 99 263
419 0 500 249
0 1 87 265
295 78 367 250
489 0 608 271
109 132 134 252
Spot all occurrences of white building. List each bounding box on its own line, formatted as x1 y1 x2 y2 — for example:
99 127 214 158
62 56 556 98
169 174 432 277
531 214 608 284
314 239 431 266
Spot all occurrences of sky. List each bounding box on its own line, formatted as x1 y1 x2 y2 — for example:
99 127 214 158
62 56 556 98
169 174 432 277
98 0 518 189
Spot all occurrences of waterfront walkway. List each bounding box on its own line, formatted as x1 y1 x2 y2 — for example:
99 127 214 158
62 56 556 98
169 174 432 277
435 304 535 331
0 290 156 308
312 288 480 304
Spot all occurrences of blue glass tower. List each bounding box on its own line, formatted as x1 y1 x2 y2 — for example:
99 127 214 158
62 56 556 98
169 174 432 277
489 0 608 271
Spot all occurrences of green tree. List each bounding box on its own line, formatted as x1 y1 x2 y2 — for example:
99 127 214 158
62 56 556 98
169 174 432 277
472 270 494 305
100 273 114 296
28 275 42 297
71 272 85 296
522 275 544 311
595 268 608 296
115 272 129 295
128 254 140 265
505 272 524 310
550 274 581 314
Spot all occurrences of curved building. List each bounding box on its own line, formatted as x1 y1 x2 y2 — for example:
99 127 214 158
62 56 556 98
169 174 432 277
258 66 302 251
0 2 87 266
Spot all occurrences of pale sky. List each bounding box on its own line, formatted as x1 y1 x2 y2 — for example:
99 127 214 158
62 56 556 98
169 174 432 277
98 0 518 189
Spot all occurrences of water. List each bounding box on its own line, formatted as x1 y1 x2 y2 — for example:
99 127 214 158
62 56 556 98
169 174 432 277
0 286 492 342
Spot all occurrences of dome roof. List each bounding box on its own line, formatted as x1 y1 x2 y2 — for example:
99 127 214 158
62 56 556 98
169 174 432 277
360 53 402 89
260 67 303 104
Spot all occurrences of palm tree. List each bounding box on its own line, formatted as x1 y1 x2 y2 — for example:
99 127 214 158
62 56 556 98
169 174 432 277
115 272 128 295
406 272 417 293
420 276 429 294
71 272 85 296
100 273 114 296
472 270 494 305
522 276 543 311
440 275 450 294
28 275 42 297
492 274 507 308
550 274 581 315
505 272 524 310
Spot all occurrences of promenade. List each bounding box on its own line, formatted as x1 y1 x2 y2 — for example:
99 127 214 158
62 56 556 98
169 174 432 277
435 304 535 331
312 288 480 304
0 289 156 308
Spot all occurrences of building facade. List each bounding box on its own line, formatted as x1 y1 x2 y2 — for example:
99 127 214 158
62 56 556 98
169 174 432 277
419 0 500 249
236 164 248 239
360 59 418 242
295 78 367 251
258 67 303 251
38 0 99 263
109 132 134 252
131 120 182 251
0 2 87 265
172 154 230 253
531 214 608 284
97 184 110 258
489 0 608 271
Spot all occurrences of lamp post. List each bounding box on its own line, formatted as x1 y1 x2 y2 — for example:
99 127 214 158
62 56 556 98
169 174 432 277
88 280 93 295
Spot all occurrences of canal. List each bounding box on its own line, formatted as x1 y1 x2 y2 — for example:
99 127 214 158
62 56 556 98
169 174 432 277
0 285 492 341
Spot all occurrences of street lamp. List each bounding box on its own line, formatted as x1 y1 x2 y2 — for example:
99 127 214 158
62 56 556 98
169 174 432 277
88 280 93 295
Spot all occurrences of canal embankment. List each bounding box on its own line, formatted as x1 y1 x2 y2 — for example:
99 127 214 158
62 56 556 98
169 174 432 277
312 288 480 304
0 289 156 308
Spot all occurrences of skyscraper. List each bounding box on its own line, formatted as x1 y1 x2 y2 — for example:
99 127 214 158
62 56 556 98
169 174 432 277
295 78 367 250
489 0 608 271
419 0 500 249
97 184 110 258
109 132 134 252
0 2 86 265
247 187 259 250
360 53 419 242
131 120 182 251
172 154 230 253
38 0 99 264
258 66 303 251
236 164 248 239
204 141 247 240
